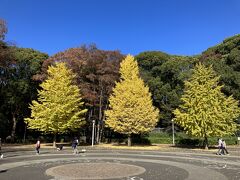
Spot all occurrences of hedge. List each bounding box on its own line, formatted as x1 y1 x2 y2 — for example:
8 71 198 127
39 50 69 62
147 132 238 146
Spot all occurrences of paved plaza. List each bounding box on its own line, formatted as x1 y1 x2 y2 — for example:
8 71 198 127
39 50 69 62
0 146 240 180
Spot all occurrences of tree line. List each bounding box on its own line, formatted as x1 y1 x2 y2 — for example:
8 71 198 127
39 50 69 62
0 19 239 147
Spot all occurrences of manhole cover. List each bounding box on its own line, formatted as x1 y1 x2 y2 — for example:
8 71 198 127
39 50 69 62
46 162 146 179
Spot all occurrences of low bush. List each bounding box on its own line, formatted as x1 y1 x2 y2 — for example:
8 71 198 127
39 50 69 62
146 132 238 146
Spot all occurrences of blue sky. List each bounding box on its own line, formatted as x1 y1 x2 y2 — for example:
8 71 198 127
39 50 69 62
0 0 240 56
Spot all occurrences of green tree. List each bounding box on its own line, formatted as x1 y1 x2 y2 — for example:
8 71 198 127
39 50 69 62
25 62 87 146
201 34 240 100
0 46 48 141
135 51 197 128
105 55 159 146
174 63 240 149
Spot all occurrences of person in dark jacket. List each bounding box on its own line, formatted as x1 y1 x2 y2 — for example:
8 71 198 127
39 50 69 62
72 137 79 154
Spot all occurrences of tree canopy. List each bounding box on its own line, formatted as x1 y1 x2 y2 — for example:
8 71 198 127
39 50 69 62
1 17 240 144
0 46 48 141
105 55 159 146
34 45 124 143
25 62 87 146
200 34 240 100
135 51 197 128
173 63 240 148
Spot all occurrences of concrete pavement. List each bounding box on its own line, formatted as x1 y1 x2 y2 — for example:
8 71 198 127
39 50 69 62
0 145 240 180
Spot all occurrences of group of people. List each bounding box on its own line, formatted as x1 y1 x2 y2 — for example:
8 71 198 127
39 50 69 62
216 138 229 155
1 137 231 157
34 137 80 155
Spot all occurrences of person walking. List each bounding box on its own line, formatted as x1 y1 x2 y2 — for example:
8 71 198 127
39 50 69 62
216 138 223 155
35 139 41 155
0 138 3 159
72 137 79 154
221 140 229 155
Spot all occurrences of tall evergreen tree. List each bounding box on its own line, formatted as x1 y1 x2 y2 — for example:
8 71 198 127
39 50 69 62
174 63 240 149
25 62 87 146
105 55 159 146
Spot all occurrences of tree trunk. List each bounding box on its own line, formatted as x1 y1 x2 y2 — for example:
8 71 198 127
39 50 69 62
204 136 208 150
53 133 57 148
96 121 100 144
96 86 103 144
99 124 103 143
23 123 27 143
11 113 17 142
127 134 132 146
89 107 93 120
99 106 107 143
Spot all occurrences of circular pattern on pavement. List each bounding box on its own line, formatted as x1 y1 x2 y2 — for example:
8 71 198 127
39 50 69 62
45 162 146 179
1 150 240 180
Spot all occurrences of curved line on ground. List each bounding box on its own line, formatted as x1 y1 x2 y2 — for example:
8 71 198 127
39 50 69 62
3 152 240 166
0 156 227 180
46 163 146 180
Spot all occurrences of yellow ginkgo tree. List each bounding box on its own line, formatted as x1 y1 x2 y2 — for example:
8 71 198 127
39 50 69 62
25 62 87 147
105 55 159 146
174 63 240 149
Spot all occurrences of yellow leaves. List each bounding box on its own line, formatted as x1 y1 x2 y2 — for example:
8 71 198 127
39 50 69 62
25 62 87 134
106 55 159 135
174 63 240 138
120 55 140 81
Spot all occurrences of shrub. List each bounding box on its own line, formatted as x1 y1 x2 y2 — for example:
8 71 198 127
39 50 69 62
146 132 238 146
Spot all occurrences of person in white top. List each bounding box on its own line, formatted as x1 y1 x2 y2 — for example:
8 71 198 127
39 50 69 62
36 139 41 155
216 138 222 155
221 140 229 155
0 138 3 159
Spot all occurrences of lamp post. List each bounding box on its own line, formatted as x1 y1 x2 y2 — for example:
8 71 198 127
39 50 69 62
92 120 95 147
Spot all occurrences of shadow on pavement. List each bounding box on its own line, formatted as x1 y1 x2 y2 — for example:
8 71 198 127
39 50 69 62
0 169 8 173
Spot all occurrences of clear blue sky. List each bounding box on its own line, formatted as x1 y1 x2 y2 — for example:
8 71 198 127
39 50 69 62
1 0 240 56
